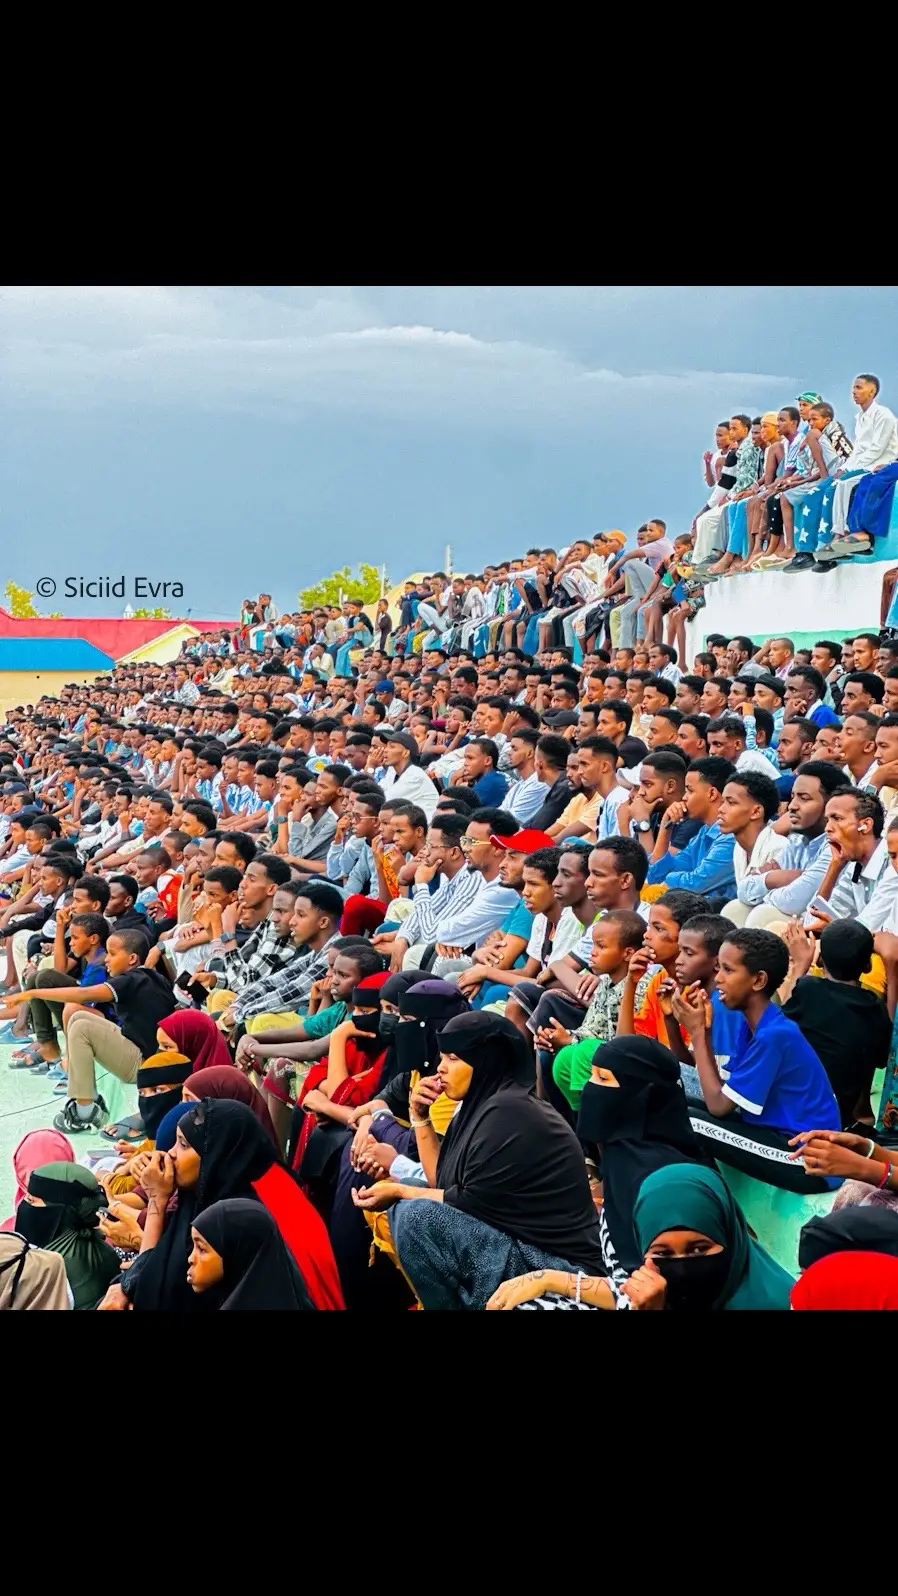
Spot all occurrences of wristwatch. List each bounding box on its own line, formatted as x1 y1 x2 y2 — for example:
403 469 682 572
634 819 652 833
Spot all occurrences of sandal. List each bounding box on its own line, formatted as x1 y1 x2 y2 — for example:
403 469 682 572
7 1049 43 1070
829 532 874 559
100 1121 146 1145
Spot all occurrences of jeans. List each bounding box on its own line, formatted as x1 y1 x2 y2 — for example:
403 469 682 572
391 1199 580 1310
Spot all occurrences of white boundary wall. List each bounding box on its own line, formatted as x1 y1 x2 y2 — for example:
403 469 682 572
683 556 892 655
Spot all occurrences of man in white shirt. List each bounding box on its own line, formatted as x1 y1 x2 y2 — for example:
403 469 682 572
459 579 486 649
429 811 522 977
414 575 452 635
815 374 898 566
809 788 898 932
378 730 437 821
500 729 549 823
648 643 682 686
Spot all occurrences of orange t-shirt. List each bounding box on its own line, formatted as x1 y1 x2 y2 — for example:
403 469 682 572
633 966 690 1048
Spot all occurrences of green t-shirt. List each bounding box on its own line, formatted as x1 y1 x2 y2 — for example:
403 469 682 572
302 999 348 1039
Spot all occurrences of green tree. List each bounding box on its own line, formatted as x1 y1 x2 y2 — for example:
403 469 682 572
299 563 384 610
132 606 173 619
3 581 40 618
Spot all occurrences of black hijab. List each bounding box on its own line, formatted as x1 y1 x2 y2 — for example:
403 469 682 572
126 1099 277 1312
799 1204 898 1271
393 978 471 1078
187 1099 277 1201
577 1036 715 1276
376 969 430 1088
192 1198 314 1310
435 1012 604 1271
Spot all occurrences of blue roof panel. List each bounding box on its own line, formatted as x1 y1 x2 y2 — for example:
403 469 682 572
0 638 115 671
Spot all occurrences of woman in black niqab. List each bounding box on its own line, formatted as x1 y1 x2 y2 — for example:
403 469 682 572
577 1035 715 1276
326 979 469 1309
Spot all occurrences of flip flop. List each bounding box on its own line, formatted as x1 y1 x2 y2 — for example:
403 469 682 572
100 1121 146 1145
829 533 874 559
7 1049 43 1069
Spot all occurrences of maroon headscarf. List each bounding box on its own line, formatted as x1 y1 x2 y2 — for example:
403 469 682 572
184 1065 278 1145
159 1010 234 1074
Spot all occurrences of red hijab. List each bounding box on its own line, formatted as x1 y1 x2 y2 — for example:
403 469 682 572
160 1010 234 1074
186 1065 278 1146
791 1251 898 1311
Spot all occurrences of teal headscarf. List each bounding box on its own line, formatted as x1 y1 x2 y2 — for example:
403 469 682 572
633 1164 794 1311
23 1163 119 1311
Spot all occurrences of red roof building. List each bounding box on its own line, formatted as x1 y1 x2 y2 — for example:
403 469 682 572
0 609 237 663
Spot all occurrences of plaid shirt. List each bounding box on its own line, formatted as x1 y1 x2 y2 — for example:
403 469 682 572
212 918 298 992
234 931 340 1021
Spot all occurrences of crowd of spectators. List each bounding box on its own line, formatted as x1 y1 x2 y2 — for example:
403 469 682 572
4 372 898 1311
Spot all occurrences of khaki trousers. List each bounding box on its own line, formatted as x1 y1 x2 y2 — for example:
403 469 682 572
66 1010 142 1101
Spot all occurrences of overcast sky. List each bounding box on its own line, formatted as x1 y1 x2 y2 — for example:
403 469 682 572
1 285 894 618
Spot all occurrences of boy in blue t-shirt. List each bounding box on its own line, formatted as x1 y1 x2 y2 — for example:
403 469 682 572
672 925 840 1137
24 909 111 1078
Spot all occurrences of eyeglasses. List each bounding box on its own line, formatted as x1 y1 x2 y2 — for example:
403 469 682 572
460 837 489 852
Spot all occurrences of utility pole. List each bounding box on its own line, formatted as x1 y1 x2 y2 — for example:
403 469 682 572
444 543 453 577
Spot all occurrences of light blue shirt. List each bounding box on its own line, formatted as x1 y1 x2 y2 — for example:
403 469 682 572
437 877 521 948
646 821 736 898
326 833 364 882
736 830 830 914
742 712 782 760
500 771 550 824
597 786 629 841
195 775 223 813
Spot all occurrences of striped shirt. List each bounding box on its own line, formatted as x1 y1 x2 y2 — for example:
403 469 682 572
400 866 483 947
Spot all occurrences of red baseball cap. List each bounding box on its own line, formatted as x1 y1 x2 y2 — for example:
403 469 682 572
490 829 556 853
